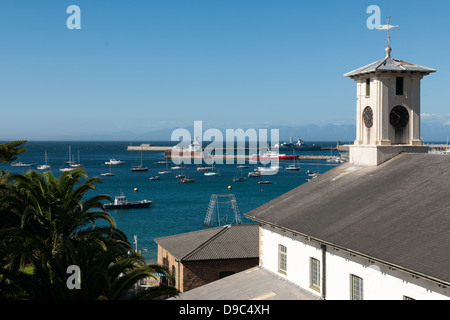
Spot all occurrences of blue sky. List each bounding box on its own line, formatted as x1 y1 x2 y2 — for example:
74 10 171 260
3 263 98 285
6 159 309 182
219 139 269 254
0 0 448 140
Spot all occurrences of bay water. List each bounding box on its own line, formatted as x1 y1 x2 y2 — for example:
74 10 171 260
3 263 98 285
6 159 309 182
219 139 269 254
1 140 345 262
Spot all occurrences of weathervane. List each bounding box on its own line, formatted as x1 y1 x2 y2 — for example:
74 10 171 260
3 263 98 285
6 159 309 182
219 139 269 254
378 17 399 57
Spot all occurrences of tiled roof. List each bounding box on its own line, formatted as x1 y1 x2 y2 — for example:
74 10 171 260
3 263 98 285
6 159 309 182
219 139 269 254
154 224 259 262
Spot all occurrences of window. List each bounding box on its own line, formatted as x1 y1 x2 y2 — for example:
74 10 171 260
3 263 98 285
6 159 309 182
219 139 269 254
366 78 371 97
162 256 169 269
278 244 287 274
350 274 364 300
396 77 404 95
310 258 321 290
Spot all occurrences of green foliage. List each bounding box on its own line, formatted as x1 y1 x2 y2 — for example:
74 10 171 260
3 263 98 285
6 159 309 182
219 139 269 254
0 140 27 163
0 167 178 300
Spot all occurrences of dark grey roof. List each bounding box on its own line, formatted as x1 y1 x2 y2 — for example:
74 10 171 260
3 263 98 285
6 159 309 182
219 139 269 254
154 224 259 262
344 57 436 77
245 153 450 285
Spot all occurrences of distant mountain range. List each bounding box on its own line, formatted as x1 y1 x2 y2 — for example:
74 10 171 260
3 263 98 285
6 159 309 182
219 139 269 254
92 124 356 142
134 123 447 142
20 122 448 142
65 122 447 143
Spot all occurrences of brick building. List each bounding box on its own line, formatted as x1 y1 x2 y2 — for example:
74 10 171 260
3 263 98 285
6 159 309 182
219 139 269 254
154 224 259 293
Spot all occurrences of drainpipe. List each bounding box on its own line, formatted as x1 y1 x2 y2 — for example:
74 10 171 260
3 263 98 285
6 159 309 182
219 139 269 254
321 244 327 300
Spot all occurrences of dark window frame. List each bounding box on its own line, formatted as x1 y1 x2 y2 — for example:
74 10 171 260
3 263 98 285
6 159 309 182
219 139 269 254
396 77 404 96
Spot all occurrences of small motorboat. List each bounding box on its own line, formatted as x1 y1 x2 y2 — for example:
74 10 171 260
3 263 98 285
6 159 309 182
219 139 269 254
197 165 213 171
248 169 261 177
158 170 172 175
132 166 148 172
149 176 160 180
105 158 125 165
100 172 114 177
103 194 152 210
154 160 170 165
179 176 195 183
204 171 220 176
258 181 272 184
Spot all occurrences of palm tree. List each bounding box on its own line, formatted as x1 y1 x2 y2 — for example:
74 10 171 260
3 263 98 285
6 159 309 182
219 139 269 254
0 231 176 299
0 167 178 299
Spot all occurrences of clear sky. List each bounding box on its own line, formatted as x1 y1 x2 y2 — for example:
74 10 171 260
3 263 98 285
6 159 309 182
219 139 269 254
0 0 449 140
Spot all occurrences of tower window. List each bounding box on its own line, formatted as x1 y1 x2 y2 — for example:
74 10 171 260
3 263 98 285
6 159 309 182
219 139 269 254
396 77 404 95
366 78 371 97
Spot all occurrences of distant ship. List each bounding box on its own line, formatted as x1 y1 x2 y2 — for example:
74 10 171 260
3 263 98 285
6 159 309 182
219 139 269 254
250 146 299 161
11 162 35 167
275 137 320 151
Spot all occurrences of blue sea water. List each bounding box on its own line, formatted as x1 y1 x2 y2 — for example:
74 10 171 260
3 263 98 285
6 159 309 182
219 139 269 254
1 140 346 262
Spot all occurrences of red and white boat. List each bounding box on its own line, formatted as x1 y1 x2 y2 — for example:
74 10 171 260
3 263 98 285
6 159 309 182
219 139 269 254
250 147 299 161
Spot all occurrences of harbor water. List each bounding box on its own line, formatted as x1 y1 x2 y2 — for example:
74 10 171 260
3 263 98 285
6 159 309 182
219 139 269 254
1 140 346 262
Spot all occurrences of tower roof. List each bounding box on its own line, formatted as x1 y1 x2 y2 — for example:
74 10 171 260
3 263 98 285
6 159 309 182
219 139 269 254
344 56 436 78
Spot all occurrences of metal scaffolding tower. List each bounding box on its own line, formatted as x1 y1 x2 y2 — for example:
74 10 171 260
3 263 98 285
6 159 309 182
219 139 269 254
204 194 242 228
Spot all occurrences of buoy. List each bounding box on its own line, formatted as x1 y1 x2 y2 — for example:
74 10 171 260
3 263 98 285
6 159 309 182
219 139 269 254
228 186 232 189
134 187 138 192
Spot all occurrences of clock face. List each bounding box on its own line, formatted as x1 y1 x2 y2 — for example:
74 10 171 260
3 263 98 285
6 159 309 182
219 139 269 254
362 106 373 128
389 106 409 128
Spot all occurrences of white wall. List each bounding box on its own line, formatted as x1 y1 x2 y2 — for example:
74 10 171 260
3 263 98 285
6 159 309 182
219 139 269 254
260 225 450 300
260 226 323 297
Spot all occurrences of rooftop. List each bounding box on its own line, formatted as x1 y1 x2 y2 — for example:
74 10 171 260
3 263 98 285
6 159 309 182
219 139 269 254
154 223 259 262
245 153 450 286
344 56 436 78
170 266 322 300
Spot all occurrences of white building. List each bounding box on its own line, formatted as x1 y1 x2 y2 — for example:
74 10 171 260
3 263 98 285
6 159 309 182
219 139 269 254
173 28 450 302
244 39 450 300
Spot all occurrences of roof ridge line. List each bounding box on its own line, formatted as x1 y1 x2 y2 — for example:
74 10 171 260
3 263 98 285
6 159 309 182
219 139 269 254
182 225 231 260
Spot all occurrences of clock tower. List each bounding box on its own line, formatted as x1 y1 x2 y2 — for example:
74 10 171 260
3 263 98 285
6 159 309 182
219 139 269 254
344 21 436 166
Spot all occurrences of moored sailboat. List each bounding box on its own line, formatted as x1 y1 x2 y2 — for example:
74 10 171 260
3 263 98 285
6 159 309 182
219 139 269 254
37 151 51 170
132 147 148 172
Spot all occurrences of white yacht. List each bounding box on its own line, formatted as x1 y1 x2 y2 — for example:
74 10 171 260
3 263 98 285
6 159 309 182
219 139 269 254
105 158 125 165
